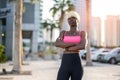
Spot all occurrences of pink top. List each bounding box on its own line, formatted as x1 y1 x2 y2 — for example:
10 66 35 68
63 36 81 43
63 31 81 43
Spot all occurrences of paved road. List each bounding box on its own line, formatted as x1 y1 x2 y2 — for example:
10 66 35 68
0 59 120 80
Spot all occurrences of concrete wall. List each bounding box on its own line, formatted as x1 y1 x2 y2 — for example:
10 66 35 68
0 20 2 44
0 0 42 59
5 2 15 60
22 0 41 53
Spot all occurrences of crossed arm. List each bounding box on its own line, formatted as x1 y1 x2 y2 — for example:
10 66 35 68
55 31 87 51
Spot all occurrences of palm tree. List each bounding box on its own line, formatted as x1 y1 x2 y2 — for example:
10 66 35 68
41 19 59 45
86 0 93 66
11 0 42 74
12 0 23 73
49 0 75 29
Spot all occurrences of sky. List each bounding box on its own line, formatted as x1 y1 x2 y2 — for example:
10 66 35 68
92 0 120 19
42 0 54 20
42 0 120 20
91 0 120 43
42 0 120 42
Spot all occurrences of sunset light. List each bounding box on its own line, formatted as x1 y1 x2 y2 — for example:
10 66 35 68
0 0 120 80
92 0 120 17
91 0 120 45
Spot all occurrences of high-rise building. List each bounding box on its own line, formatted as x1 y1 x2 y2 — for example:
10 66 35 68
0 0 43 60
0 0 14 60
104 15 120 47
117 17 120 46
61 0 87 31
71 0 87 31
90 17 102 47
22 0 43 53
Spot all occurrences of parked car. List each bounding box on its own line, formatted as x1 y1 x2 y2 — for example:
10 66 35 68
80 47 97 59
91 48 111 61
80 50 86 59
98 48 120 64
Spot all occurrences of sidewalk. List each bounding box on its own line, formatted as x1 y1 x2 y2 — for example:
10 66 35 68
0 57 120 80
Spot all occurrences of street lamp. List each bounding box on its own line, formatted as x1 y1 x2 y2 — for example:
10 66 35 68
2 33 4 37
0 8 11 74
86 0 93 66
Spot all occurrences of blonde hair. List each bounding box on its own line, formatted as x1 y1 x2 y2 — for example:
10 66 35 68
66 11 80 22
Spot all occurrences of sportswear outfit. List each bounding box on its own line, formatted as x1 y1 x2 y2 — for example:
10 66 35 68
57 31 83 80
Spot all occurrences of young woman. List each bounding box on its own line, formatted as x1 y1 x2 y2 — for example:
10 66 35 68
55 11 87 80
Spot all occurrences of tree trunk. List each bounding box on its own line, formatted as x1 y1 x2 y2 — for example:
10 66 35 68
12 0 23 73
86 0 93 66
59 11 65 29
20 15 23 65
50 28 53 47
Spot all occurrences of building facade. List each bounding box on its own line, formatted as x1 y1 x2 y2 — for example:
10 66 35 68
71 0 87 31
104 15 120 47
22 0 43 53
90 17 102 47
0 0 43 60
0 0 15 60
62 0 87 31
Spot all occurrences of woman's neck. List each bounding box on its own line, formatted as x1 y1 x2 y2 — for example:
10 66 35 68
70 27 77 32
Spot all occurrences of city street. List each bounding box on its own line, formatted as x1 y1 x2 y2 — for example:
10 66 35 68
0 58 120 80
1 0 120 80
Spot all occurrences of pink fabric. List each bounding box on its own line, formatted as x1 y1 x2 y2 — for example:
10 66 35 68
63 36 81 43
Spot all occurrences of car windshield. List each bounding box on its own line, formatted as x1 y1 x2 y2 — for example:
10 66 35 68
94 48 110 54
109 48 120 54
102 50 109 53
99 48 110 52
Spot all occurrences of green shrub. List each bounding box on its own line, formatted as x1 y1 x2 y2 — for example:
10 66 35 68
44 46 58 55
0 45 8 63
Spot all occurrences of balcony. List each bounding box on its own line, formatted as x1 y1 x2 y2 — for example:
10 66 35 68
0 8 10 19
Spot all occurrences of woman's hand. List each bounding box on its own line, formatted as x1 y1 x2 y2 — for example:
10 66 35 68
55 31 77 48
66 31 87 51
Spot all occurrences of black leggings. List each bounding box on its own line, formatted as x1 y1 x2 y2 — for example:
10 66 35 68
57 53 83 80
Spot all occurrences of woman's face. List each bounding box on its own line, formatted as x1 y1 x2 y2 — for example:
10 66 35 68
68 17 78 26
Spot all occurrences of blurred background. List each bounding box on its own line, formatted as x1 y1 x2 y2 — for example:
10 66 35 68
0 0 120 80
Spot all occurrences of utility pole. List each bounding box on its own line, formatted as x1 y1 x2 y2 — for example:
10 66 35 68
86 0 93 66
